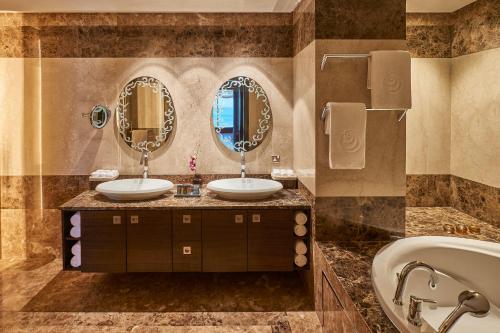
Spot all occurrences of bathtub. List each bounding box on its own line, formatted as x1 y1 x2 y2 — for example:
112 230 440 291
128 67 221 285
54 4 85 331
372 236 500 332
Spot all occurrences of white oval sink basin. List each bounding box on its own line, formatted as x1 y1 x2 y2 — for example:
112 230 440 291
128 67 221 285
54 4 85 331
207 178 283 200
96 178 174 201
372 236 500 333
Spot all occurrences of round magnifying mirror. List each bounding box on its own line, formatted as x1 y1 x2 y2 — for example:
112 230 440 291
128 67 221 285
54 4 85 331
116 76 176 152
88 105 111 129
211 76 272 152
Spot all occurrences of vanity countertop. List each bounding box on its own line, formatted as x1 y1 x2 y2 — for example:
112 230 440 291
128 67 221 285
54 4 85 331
316 207 500 333
60 188 311 210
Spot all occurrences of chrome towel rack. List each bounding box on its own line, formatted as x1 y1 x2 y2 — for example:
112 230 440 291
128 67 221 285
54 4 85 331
321 53 370 71
321 104 408 122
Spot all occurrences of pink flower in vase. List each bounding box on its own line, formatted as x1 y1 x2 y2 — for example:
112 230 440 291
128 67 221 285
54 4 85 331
189 154 197 173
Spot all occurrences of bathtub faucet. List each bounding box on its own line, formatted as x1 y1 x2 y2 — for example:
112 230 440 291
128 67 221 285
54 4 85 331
438 290 490 333
393 261 439 305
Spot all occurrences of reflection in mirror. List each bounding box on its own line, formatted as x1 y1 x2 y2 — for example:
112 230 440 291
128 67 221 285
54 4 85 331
211 76 272 152
116 76 176 152
86 105 111 129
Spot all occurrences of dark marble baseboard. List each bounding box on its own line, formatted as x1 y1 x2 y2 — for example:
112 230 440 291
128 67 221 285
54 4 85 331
406 174 450 207
450 175 500 226
315 196 406 242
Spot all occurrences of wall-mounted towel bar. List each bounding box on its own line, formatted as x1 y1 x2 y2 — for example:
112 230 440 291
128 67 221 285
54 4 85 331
321 104 408 122
321 53 370 71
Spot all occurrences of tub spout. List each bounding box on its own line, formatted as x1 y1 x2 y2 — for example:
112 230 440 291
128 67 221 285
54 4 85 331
393 261 439 306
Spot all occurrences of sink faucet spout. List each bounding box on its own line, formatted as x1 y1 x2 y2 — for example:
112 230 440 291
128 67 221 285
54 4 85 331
140 150 149 179
240 151 246 178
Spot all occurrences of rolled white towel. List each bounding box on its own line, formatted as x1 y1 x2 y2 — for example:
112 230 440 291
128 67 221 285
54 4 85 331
70 254 81 268
294 211 308 225
70 226 81 238
294 224 307 237
70 212 81 227
294 254 308 267
295 240 308 255
71 241 81 256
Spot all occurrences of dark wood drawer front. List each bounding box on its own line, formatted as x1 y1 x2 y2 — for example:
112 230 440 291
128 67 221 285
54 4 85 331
126 211 172 272
173 210 202 240
202 210 247 272
248 210 294 271
322 273 354 333
81 211 126 272
173 241 202 272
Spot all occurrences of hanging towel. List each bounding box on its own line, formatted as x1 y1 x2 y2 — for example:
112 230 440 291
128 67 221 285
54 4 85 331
368 50 411 109
327 102 366 169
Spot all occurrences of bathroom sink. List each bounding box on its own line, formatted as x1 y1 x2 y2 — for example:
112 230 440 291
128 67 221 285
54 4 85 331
207 178 283 200
96 178 174 201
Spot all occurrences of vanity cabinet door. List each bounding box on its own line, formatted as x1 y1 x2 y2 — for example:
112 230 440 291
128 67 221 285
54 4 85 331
126 211 172 272
81 211 126 273
202 210 247 272
248 210 294 271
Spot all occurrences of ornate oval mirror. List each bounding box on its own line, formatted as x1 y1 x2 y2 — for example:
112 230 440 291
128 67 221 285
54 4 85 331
116 76 176 152
211 76 272 152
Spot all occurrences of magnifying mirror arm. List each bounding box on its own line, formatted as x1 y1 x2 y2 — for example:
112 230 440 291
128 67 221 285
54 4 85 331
240 151 246 178
140 150 149 179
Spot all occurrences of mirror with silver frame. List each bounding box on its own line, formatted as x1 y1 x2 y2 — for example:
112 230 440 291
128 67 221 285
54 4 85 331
116 76 176 152
211 76 272 152
83 105 111 129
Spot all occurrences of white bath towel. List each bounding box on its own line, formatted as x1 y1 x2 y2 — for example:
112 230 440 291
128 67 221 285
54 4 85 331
70 212 81 227
70 226 81 238
294 211 308 225
368 50 411 109
295 240 308 255
71 241 81 256
70 254 81 268
294 254 308 267
326 102 366 169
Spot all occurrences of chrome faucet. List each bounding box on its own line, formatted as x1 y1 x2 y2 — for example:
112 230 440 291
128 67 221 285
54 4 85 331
140 150 149 179
407 295 437 326
240 151 246 178
393 261 439 305
438 290 490 333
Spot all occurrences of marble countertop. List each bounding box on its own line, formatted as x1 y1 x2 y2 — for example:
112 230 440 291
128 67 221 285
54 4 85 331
60 188 310 210
317 207 500 333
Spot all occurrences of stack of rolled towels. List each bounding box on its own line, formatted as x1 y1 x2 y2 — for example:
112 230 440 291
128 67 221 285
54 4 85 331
69 212 81 268
294 211 308 268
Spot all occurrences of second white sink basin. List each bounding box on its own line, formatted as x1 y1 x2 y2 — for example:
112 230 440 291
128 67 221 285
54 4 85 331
207 178 283 200
96 178 174 201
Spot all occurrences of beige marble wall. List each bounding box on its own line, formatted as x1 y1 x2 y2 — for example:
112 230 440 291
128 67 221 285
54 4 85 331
293 42 316 194
315 39 407 197
0 57 293 177
406 58 451 174
451 47 500 188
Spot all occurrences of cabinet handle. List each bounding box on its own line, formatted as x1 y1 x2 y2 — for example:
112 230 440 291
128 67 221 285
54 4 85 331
252 214 261 223
235 214 244 223
183 246 192 255
113 216 121 224
182 215 191 224
130 215 139 224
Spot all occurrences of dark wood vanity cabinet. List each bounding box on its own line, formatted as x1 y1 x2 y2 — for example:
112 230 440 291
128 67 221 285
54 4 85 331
247 210 294 271
80 211 126 273
72 208 306 273
202 210 248 272
126 211 172 272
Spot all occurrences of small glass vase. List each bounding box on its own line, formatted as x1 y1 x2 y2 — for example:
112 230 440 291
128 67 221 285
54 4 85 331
192 174 202 185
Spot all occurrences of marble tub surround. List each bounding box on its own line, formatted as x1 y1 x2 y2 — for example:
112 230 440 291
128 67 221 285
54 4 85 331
406 174 450 207
314 207 500 333
315 196 405 241
60 188 310 211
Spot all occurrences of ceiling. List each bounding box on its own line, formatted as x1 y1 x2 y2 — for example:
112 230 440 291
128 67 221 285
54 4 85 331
406 0 477 13
0 0 301 13
0 0 478 13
